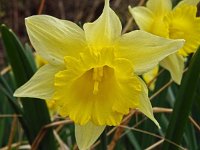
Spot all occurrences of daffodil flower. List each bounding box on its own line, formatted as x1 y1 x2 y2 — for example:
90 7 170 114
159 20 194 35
14 0 184 149
129 0 200 84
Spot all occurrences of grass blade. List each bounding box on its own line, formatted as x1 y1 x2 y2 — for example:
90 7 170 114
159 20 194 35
1 24 56 150
163 47 200 149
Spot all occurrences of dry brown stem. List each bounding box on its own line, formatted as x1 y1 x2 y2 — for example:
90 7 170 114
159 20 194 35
7 115 18 150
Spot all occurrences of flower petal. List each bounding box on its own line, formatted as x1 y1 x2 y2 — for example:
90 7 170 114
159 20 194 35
160 53 185 84
177 0 200 7
129 0 172 38
75 122 105 150
129 6 154 31
25 15 86 65
129 6 169 37
83 0 122 48
112 58 141 114
14 64 62 99
167 5 200 55
146 0 172 14
116 30 185 74
137 78 160 128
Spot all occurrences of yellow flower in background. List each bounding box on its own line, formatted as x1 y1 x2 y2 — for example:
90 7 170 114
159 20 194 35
46 99 57 114
143 66 159 91
14 0 184 149
129 0 200 84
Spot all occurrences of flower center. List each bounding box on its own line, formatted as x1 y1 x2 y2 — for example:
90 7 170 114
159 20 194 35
92 67 104 95
53 55 142 125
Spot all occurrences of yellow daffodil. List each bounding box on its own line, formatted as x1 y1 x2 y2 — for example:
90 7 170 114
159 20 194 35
14 0 184 149
129 0 200 84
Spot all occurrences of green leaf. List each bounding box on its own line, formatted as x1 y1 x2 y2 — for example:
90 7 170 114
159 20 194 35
163 47 200 149
0 76 23 114
0 76 31 142
126 131 142 150
0 90 11 147
184 122 198 150
1 24 56 150
168 84 197 150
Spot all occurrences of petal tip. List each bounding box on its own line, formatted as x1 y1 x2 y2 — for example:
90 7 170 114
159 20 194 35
172 68 184 85
25 16 36 26
154 119 161 129
176 39 185 51
13 89 23 98
105 0 110 7
174 77 182 85
128 5 134 14
13 91 18 97
179 39 186 45
128 5 133 10
25 17 30 24
75 122 105 150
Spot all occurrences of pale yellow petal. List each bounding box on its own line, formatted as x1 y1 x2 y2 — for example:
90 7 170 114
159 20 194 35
146 0 172 14
129 6 169 37
83 0 122 48
116 30 185 74
25 15 86 65
138 77 160 128
75 122 105 150
160 53 185 84
14 64 63 99
129 0 171 38
177 0 200 7
129 6 154 31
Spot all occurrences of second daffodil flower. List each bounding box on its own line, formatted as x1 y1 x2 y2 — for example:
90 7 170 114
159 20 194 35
14 0 184 149
129 0 200 84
